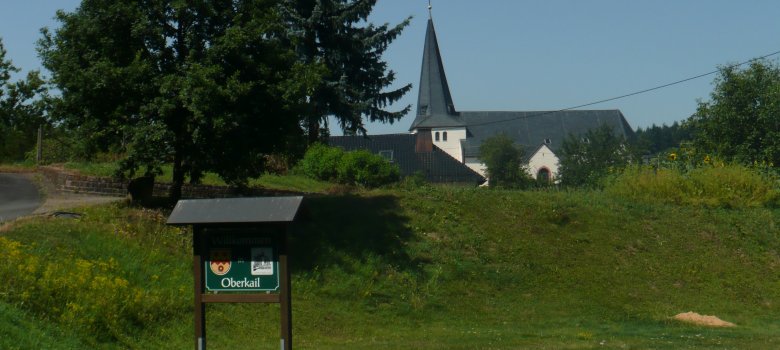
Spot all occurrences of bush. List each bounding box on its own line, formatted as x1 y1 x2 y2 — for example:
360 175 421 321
558 124 632 188
607 164 780 208
337 149 400 187
297 144 400 188
296 143 345 181
478 133 529 188
0 236 183 343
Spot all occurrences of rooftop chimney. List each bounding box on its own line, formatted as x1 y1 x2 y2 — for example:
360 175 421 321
415 130 433 153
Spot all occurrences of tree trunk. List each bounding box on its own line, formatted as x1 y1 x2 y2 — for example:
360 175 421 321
170 122 185 202
307 115 320 145
170 146 184 203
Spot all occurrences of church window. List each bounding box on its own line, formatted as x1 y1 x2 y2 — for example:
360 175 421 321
435 132 440 141
443 131 448 141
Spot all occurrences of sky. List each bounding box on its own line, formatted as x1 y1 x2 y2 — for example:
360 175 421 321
2 1 779 135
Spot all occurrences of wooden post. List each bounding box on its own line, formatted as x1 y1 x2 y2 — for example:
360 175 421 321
36 126 42 164
193 227 207 350
279 230 292 350
167 197 302 350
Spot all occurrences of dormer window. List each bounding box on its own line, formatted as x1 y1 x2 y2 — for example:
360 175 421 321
443 131 448 141
435 132 440 141
544 138 552 145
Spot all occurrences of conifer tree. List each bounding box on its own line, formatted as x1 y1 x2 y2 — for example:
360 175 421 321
283 0 412 142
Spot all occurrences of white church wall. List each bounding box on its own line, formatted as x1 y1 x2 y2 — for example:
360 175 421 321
464 157 487 177
432 127 467 162
527 144 559 181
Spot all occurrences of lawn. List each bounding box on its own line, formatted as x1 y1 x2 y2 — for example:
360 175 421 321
1 184 779 348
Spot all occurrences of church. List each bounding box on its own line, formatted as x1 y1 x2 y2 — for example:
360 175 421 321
331 15 634 184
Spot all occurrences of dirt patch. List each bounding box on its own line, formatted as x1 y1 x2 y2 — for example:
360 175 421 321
672 312 736 327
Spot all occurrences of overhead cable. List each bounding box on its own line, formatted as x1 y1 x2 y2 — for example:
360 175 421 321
466 49 780 127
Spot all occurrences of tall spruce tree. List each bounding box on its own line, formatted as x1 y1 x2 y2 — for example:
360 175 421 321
283 0 412 142
40 0 317 200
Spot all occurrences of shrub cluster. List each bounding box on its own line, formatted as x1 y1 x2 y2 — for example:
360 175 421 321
607 164 780 208
297 144 400 187
0 237 184 343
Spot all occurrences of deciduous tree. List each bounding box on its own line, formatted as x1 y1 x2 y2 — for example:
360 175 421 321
558 124 632 187
0 38 47 161
40 0 317 200
479 133 528 188
688 60 780 166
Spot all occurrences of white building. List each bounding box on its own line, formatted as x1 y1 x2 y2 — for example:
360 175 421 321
409 16 634 183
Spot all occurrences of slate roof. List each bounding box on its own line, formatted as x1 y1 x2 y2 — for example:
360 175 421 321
329 134 485 185
167 197 303 225
459 110 634 158
410 16 635 160
409 18 464 130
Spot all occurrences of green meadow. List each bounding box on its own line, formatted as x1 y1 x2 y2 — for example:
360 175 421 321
1 172 780 349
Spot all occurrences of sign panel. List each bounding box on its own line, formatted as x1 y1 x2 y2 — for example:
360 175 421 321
204 228 280 292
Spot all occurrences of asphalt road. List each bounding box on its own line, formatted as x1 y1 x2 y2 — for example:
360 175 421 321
0 173 42 223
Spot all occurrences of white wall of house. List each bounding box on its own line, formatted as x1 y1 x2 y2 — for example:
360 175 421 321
432 127 467 162
464 157 487 177
527 144 559 181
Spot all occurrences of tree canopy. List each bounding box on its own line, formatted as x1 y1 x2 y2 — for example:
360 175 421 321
558 124 632 187
687 60 780 166
283 0 412 142
634 121 693 156
40 0 319 200
0 38 47 162
479 133 528 188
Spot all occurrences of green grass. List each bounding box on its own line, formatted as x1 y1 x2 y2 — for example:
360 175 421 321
2 184 780 348
0 161 37 172
0 301 88 350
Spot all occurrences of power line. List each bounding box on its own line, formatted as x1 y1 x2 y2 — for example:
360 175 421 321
466 49 780 127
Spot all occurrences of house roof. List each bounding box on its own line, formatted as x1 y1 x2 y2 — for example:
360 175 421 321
167 197 303 225
409 18 464 131
329 134 485 184
458 110 634 158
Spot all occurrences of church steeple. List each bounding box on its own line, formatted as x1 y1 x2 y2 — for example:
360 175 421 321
410 16 462 130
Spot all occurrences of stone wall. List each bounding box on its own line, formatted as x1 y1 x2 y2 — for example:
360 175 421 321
39 166 126 196
38 166 303 198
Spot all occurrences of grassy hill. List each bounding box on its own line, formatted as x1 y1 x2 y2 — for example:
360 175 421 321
1 183 779 349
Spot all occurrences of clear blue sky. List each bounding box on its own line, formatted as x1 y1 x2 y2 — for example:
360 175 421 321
2 1 779 134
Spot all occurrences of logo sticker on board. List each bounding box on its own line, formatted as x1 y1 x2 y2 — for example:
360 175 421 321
209 248 232 275
251 247 273 276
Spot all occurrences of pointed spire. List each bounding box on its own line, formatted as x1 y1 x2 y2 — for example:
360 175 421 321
410 17 461 130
